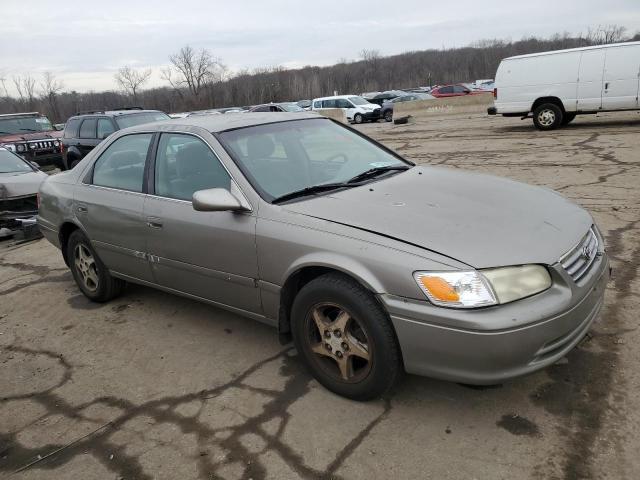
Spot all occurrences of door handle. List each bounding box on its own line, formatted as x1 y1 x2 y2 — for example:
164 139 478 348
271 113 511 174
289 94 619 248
146 217 163 229
76 204 88 213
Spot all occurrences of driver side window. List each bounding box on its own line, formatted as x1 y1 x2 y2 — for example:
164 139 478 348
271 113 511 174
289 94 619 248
154 133 230 201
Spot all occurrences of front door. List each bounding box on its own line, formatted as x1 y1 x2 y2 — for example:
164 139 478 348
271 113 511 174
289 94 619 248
601 44 640 110
144 132 261 313
577 48 606 111
74 132 154 281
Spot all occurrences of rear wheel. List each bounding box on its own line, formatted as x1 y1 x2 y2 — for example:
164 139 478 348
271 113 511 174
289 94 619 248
533 103 563 130
67 230 124 302
384 110 393 122
291 273 402 400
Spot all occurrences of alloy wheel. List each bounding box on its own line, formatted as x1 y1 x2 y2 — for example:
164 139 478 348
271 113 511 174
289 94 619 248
74 244 99 292
305 303 372 383
537 108 556 127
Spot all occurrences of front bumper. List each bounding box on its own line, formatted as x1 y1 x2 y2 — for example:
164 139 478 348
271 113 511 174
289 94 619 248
381 252 610 385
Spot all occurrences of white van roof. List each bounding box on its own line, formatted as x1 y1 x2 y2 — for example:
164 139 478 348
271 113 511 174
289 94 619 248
504 41 640 61
312 95 361 102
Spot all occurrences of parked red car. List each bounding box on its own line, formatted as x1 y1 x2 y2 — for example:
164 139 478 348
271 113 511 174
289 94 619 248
0 113 63 168
430 84 490 98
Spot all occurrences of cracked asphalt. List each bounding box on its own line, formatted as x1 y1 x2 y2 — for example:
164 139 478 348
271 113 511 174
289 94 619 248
1 110 639 479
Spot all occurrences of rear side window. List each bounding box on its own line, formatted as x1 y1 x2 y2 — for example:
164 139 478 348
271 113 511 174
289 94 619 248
439 86 454 94
323 99 337 108
313 101 322 109
92 134 153 192
63 118 81 138
79 119 97 139
97 118 116 139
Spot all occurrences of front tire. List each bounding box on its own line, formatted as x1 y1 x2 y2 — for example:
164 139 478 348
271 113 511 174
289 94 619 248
562 112 576 125
384 110 393 122
533 103 563 130
67 230 124 302
291 273 402 400
353 113 363 124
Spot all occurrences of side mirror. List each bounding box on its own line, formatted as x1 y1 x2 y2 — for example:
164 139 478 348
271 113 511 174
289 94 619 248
192 188 248 212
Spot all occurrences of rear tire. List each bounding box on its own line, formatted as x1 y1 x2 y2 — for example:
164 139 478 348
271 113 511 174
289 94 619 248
384 111 393 122
291 273 402 400
67 230 124 302
533 103 563 130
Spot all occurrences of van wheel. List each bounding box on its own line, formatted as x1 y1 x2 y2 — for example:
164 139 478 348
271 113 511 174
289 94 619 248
67 230 124 302
353 113 363 124
291 273 402 401
562 113 576 125
533 103 563 130
384 111 393 122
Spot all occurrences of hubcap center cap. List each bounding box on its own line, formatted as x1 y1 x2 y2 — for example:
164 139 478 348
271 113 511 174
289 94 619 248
326 332 344 354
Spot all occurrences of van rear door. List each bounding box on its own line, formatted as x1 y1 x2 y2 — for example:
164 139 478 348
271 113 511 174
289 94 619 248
577 48 606 111
601 44 640 110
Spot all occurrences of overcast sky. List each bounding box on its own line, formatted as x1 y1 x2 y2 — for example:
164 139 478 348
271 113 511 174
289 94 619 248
1 0 639 94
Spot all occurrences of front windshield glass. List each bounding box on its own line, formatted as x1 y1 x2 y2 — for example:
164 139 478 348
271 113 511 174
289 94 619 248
348 96 369 106
0 115 53 134
114 112 170 129
219 118 408 201
280 103 305 112
0 149 33 173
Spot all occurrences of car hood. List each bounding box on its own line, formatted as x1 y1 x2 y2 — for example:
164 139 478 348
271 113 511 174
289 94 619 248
0 131 62 143
0 170 48 199
283 166 592 269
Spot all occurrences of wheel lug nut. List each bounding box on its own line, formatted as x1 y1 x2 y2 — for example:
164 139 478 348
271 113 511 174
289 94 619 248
336 351 343 358
334 330 341 338
324 330 331 339
342 342 349 350
325 343 332 351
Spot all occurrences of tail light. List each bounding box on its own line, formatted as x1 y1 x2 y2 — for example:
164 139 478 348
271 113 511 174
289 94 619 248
493 88 497 99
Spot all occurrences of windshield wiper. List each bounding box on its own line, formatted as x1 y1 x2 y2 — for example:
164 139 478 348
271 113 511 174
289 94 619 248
346 165 411 184
272 182 358 204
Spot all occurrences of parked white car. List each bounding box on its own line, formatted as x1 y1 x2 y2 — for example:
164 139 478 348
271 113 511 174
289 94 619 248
489 41 640 130
311 95 381 123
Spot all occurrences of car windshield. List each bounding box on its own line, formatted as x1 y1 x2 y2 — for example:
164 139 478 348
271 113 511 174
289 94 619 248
114 112 170 129
348 96 369 106
0 149 33 173
219 118 409 201
0 115 53 134
280 103 305 112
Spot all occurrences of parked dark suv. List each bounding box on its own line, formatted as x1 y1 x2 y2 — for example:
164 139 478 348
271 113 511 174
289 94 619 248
61 108 170 169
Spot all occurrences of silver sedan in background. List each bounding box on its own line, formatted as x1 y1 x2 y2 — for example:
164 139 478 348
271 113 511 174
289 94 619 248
37 112 609 400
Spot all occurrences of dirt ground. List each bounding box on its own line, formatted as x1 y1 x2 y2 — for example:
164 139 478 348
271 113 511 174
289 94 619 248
1 110 639 480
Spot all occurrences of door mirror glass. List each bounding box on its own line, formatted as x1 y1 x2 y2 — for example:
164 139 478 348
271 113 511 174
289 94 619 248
192 188 247 212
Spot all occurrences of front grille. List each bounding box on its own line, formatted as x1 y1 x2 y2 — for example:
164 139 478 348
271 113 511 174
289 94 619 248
27 140 57 151
559 227 599 282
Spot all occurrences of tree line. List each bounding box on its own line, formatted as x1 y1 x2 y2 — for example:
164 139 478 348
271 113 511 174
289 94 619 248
1 25 638 123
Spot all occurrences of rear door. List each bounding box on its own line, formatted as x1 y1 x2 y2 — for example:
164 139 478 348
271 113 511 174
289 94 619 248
78 118 101 157
74 133 155 281
577 48 606 111
143 132 261 313
601 44 640 110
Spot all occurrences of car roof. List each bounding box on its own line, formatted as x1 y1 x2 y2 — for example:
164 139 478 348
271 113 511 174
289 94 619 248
69 109 165 119
123 111 326 134
312 95 361 101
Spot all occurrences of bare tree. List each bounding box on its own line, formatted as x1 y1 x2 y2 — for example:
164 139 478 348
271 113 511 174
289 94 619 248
12 75 37 110
40 72 64 121
586 25 627 45
162 45 225 106
114 66 152 104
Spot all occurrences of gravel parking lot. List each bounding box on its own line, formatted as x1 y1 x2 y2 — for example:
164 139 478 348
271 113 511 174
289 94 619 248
1 110 639 480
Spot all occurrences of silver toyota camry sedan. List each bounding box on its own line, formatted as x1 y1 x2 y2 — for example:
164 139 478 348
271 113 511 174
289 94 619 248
37 112 609 400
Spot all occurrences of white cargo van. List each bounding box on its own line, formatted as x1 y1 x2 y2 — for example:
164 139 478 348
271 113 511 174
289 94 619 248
311 95 381 123
488 42 640 130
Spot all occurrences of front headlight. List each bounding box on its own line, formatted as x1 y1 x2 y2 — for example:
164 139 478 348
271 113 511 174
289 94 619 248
414 265 551 309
